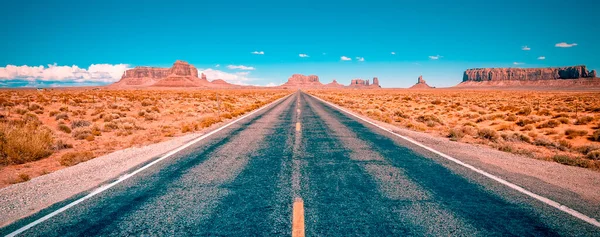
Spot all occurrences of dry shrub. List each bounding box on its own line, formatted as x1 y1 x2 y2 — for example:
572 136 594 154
590 129 600 142
53 140 73 150
587 150 600 160
447 127 464 141
58 124 71 133
55 113 69 121
537 119 560 129
534 136 556 147
552 155 593 169
141 99 153 106
72 127 92 140
478 128 499 141
200 116 221 128
416 115 444 126
10 173 31 184
71 120 91 129
28 103 42 111
59 151 95 166
517 107 532 116
564 129 588 139
575 116 594 125
0 122 54 165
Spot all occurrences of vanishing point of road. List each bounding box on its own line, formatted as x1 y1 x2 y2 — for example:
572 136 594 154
2 91 599 236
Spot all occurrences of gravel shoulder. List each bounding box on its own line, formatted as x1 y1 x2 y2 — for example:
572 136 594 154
311 94 600 220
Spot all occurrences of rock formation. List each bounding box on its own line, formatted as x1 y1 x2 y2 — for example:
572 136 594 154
409 75 433 89
324 79 345 88
349 78 380 88
457 65 600 88
279 74 383 89
462 65 596 82
111 60 238 88
281 74 323 88
372 77 380 86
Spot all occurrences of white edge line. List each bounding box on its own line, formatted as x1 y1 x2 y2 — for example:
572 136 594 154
308 93 600 228
5 93 294 237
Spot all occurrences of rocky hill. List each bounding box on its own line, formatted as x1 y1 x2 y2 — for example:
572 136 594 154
324 79 345 88
409 75 433 89
111 60 235 88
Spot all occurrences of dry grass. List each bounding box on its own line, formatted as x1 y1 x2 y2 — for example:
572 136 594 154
308 89 600 171
0 88 290 187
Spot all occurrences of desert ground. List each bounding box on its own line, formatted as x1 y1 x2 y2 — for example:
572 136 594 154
308 89 600 170
0 88 289 188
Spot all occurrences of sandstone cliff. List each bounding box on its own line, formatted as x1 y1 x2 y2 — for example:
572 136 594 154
111 60 236 88
281 74 323 88
462 65 596 82
457 65 599 89
349 77 381 88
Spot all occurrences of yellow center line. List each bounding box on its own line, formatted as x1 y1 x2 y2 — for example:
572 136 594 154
292 197 305 237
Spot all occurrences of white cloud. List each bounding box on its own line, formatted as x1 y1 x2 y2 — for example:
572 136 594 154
555 42 577 48
299 54 309 58
215 64 220 67
198 68 253 85
340 56 352 61
356 57 365 62
391 52 396 55
429 55 442 60
513 62 525 65
227 65 255 70
264 82 279 87
537 56 546 60
0 63 129 83
251 51 265 55
521 46 531 51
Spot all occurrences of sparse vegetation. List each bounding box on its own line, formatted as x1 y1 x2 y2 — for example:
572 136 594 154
0 88 289 188
309 89 600 171
59 151 95 166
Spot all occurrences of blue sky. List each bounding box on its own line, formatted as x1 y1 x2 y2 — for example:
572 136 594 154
0 0 598 88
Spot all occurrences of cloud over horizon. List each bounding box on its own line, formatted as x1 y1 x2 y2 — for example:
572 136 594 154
227 65 255 70
198 68 254 85
555 42 577 48
0 63 129 83
356 57 365 62
340 56 351 61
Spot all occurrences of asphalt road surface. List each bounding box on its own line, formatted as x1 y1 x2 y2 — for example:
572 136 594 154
2 91 599 236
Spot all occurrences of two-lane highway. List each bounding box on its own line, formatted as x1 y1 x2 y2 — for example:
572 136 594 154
2 91 598 236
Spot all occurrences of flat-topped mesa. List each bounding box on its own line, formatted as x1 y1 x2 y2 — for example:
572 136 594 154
112 60 228 87
281 74 323 87
462 65 596 82
349 78 381 88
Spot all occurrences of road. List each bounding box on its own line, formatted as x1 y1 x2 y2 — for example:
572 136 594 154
2 91 599 236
